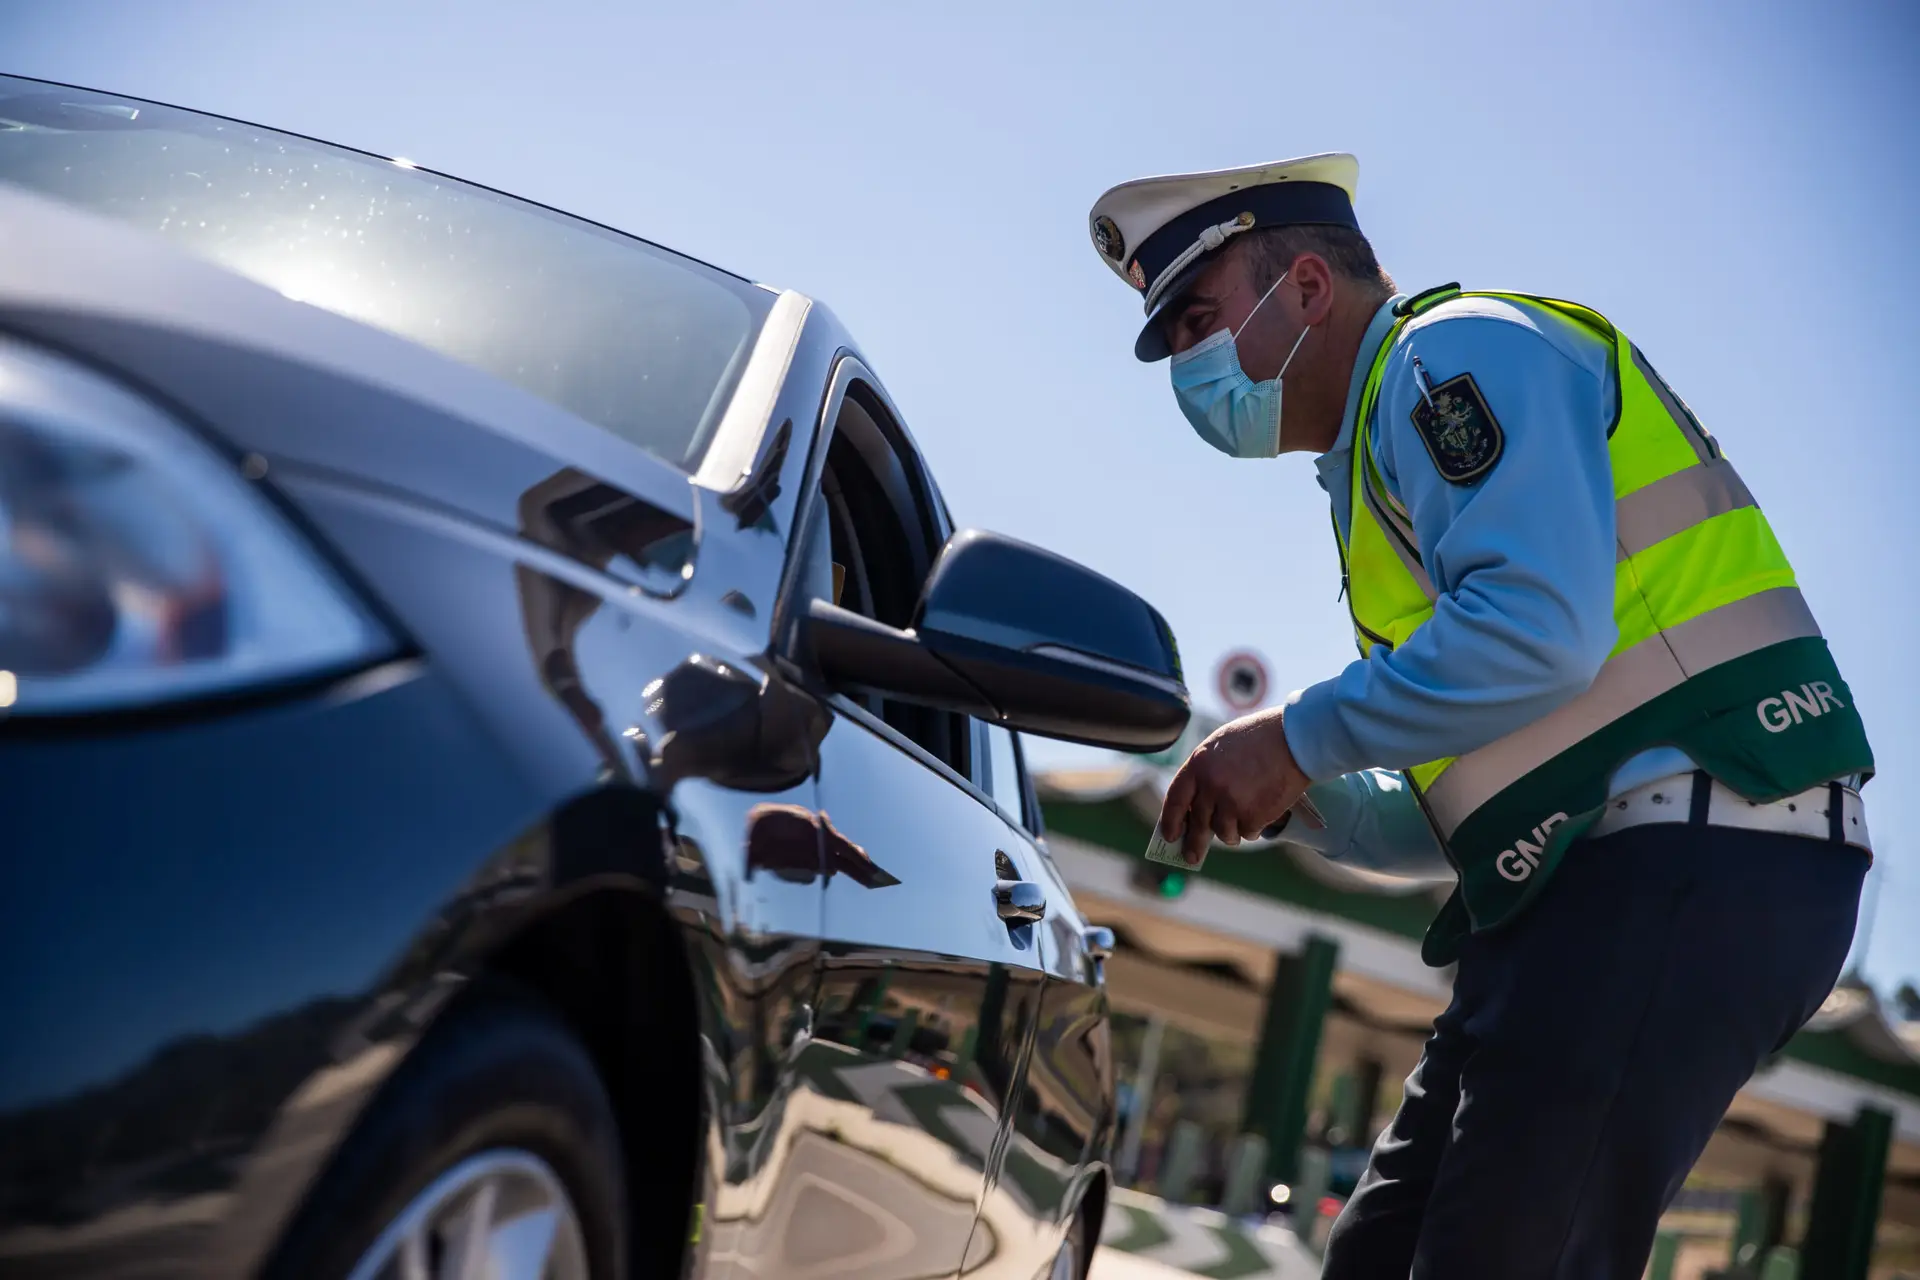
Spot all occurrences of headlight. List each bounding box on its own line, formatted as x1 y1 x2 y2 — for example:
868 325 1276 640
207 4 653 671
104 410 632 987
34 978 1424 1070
0 335 392 714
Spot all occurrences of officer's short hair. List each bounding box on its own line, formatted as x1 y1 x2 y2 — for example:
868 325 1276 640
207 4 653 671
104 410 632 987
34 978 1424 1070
1245 225 1394 295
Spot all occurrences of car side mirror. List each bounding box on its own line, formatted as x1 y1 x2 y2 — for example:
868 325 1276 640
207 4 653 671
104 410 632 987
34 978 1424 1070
802 529 1190 752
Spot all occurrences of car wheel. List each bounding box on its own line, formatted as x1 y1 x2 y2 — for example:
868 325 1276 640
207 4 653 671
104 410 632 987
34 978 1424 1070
264 988 628 1280
346 1148 589 1280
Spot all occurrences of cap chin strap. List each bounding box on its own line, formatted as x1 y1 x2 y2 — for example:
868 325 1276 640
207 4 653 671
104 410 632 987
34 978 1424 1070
1143 211 1257 313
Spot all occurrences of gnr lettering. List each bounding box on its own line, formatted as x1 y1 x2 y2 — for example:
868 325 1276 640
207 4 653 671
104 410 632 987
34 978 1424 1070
1757 682 1844 734
1495 812 1571 883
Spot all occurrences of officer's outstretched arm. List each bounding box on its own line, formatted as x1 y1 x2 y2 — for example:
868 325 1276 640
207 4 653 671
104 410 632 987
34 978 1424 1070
1279 769 1452 879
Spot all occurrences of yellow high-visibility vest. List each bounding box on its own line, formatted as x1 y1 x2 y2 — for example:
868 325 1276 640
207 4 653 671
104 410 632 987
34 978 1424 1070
1339 287 1873 963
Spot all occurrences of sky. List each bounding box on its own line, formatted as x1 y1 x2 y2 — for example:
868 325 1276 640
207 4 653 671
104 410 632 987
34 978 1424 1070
7 0 1918 985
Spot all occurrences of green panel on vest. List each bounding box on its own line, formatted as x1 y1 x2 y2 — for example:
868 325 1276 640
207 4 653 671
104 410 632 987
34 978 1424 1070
1426 636 1872 964
1450 635 1867 856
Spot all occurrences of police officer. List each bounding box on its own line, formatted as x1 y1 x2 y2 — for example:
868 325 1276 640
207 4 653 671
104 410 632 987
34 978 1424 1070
1087 154 1875 1276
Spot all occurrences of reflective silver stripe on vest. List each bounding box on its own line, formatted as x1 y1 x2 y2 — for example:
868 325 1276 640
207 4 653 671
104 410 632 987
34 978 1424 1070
1629 343 1719 464
1418 587 1821 835
1367 454 1759 588
1360 457 1436 599
1614 458 1757 561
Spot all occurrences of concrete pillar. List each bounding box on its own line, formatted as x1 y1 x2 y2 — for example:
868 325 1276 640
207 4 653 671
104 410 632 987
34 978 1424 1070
1116 1015 1166 1186
1800 1106 1893 1280
1221 1133 1270 1216
1242 934 1339 1183
1158 1119 1204 1203
1293 1146 1333 1254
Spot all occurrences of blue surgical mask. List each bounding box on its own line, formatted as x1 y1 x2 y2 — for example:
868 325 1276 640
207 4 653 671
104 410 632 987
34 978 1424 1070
1168 271 1312 458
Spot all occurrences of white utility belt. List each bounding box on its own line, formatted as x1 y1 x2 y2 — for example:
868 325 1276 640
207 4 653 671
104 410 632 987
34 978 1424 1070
1590 771 1871 855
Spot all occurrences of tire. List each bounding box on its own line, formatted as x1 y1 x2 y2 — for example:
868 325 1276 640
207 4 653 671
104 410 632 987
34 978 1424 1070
263 987 628 1280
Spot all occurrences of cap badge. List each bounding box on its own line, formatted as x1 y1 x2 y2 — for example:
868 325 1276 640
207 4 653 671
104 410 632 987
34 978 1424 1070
1092 214 1125 263
1127 259 1146 290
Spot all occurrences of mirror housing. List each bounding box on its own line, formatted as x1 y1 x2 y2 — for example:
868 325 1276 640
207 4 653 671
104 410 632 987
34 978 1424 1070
804 529 1190 752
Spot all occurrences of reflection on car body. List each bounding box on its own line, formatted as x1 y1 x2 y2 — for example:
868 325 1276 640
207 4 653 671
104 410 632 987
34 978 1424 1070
745 804 901 890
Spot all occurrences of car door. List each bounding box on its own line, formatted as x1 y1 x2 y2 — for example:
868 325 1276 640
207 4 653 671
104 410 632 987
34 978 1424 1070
971 724 1116 1280
717 362 1048 1280
498 431 838 1280
474 295 853 1280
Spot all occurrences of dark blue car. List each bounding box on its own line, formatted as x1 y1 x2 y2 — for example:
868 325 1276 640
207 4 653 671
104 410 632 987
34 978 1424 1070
0 74 1188 1280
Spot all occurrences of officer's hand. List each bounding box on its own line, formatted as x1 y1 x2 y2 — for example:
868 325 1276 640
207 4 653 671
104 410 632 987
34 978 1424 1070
1158 706 1312 866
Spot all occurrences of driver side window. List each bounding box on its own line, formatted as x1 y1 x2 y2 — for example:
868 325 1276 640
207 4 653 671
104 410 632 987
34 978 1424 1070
792 380 971 779
983 721 1032 831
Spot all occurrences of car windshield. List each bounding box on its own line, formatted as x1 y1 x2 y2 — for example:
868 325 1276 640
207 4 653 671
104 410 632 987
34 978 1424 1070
0 75 774 472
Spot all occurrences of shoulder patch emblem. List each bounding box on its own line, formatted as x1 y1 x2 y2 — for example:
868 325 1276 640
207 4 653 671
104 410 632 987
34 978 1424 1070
1411 372 1504 484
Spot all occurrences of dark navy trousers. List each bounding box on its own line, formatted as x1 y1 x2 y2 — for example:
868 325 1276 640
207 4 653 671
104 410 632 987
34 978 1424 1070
1321 823 1867 1279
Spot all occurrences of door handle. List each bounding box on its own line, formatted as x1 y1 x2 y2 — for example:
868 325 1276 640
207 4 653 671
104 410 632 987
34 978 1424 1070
1083 925 1115 985
993 879 1047 924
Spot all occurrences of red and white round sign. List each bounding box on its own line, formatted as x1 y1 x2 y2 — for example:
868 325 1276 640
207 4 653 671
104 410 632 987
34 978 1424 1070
1215 650 1270 713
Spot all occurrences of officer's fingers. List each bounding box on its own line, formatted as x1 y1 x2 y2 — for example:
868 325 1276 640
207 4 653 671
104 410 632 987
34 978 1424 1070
1159 761 1199 839
1182 792 1215 866
1212 803 1244 847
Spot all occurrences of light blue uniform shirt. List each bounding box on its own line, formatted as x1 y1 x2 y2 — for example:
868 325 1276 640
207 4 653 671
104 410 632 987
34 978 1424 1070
1281 292 1698 876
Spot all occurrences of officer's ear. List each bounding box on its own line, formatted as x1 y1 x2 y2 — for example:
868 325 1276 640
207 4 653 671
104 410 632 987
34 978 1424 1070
1290 252 1337 328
